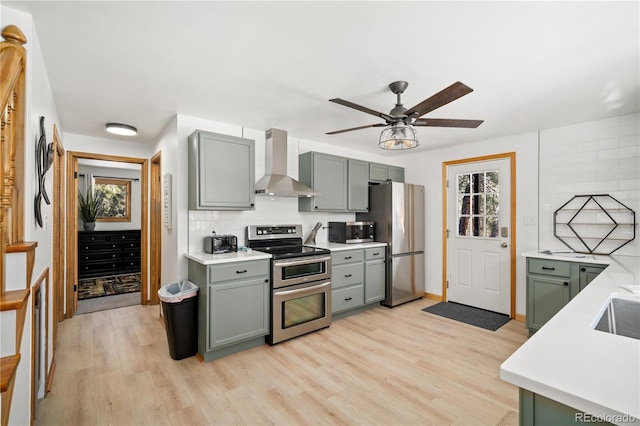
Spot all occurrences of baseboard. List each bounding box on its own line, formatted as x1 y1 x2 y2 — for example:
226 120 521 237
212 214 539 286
424 293 443 301
45 356 56 395
514 313 526 322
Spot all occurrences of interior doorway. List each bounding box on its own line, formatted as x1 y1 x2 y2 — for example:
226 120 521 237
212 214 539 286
442 153 516 318
65 151 148 318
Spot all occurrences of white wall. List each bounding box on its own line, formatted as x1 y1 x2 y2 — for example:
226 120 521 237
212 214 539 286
401 132 540 316
1 6 61 423
539 113 639 256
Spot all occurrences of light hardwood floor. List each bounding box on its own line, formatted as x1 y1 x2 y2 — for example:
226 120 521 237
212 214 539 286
37 298 527 426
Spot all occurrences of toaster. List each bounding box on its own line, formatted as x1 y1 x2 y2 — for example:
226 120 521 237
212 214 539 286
204 234 238 254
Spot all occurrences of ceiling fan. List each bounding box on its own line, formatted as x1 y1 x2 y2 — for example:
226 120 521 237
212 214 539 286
327 81 483 150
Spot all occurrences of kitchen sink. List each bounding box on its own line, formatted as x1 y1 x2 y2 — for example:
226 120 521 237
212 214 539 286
593 293 640 340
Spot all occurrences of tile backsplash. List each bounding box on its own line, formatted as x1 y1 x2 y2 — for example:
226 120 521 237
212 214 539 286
188 196 353 252
538 113 639 256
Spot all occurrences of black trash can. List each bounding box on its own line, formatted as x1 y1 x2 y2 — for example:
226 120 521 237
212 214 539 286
159 281 198 360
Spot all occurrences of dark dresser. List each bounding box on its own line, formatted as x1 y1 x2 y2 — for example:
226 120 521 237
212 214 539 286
78 230 141 279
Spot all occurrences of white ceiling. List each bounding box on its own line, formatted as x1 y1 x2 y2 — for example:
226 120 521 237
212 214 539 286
5 1 639 154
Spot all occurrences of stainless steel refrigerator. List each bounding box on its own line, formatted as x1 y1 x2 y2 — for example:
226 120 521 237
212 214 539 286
357 182 425 307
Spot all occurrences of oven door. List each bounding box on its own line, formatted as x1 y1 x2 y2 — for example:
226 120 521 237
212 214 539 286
273 255 331 288
270 279 332 344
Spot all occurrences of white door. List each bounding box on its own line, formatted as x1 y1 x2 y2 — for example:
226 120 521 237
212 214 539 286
447 158 511 314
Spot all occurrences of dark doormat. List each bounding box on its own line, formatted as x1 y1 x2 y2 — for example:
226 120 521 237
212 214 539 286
78 273 141 300
422 301 510 331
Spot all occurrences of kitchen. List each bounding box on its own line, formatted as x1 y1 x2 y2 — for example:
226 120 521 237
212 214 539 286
0 2 638 426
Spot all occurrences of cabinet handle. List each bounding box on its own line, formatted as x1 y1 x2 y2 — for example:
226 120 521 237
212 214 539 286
373 252 380 256
345 297 352 301
314 206 318 209
563 282 569 286
122 236 126 239
345 273 352 278
580 267 586 272
542 266 555 270
264 279 269 283
236 269 247 274
345 256 352 260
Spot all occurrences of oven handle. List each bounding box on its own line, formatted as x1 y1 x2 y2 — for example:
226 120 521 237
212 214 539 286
273 255 332 267
274 280 331 297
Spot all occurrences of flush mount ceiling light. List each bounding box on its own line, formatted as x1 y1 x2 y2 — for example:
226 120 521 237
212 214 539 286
378 122 419 150
105 122 137 136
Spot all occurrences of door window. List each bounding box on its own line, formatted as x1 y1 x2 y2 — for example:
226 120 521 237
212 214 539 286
457 170 499 238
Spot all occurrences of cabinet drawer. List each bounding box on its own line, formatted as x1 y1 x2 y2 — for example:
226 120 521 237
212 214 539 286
79 233 110 243
332 285 364 313
78 242 121 252
111 232 140 241
527 259 570 278
79 261 122 275
208 260 268 284
332 250 364 265
365 247 385 261
79 251 120 263
332 263 364 289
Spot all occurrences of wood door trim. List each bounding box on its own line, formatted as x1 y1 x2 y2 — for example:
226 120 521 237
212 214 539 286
65 151 149 317
52 124 64 340
149 151 161 305
442 152 517 318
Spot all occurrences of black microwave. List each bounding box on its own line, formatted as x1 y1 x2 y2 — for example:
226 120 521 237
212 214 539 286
328 221 374 244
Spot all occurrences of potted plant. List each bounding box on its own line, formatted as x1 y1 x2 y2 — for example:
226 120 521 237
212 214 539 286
78 188 105 231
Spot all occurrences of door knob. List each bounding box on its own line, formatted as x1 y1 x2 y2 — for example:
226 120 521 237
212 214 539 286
501 242 508 248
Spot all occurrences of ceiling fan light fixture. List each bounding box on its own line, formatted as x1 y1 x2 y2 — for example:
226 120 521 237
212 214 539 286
378 123 419 150
105 122 137 136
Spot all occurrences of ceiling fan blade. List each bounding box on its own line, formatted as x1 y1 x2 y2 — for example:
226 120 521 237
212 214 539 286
413 118 484 128
329 98 393 121
326 123 386 135
404 81 474 118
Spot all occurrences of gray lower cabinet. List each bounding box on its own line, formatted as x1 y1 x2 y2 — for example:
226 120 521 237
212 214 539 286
188 259 269 362
332 248 386 317
369 162 405 183
520 389 613 426
298 152 348 211
526 258 606 335
188 130 255 210
364 248 385 304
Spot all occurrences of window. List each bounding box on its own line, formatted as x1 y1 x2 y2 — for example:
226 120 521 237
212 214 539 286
95 178 131 222
457 170 499 238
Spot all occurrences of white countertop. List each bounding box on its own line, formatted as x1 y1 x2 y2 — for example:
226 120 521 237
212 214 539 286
309 241 387 252
521 249 612 265
185 250 272 265
501 254 640 424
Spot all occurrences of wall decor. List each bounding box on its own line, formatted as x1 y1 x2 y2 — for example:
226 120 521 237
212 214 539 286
35 116 54 227
553 194 636 254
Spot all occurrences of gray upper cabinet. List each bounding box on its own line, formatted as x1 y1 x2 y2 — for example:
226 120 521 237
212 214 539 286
348 159 369 212
369 162 405 183
299 152 348 211
188 130 255 210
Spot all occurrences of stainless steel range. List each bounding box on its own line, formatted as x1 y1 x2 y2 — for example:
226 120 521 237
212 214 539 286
246 225 332 344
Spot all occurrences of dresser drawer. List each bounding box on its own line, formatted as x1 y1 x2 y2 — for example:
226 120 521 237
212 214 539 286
527 258 571 278
111 231 141 241
208 260 268 284
79 233 110 243
78 241 121 252
365 247 385 261
332 249 364 265
332 263 364 289
78 261 122 276
332 285 364 313
79 251 120 263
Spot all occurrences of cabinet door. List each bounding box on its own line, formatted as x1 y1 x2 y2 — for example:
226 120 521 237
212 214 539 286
348 159 369 211
526 274 571 331
207 277 269 351
189 131 255 210
369 162 388 182
388 166 405 182
312 153 348 211
578 265 605 292
365 260 385 304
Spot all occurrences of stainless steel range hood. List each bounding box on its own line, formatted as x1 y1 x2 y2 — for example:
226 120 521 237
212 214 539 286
255 128 320 197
